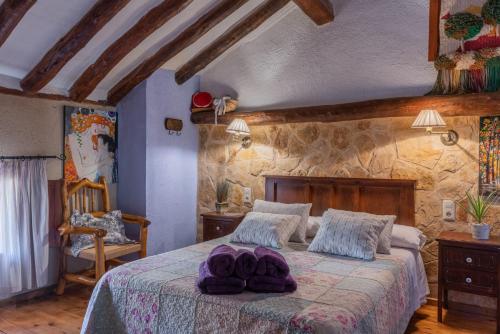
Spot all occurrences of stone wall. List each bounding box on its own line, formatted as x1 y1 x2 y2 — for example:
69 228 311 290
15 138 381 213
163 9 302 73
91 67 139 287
197 116 500 301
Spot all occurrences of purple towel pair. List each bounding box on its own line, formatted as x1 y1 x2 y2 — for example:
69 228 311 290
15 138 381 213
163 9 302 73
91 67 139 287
254 246 290 278
198 244 258 295
249 246 296 293
207 244 258 279
247 275 297 293
198 244 297 294
197 261 245 295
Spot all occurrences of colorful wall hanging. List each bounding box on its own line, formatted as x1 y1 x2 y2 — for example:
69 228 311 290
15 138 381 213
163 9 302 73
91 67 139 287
479 116 499 202
440 0 500 55
64 106 118 183
431 47 500 94
430 0 500 94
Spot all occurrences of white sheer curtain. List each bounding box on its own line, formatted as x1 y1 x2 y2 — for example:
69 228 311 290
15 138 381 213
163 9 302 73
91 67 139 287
0 159 49 299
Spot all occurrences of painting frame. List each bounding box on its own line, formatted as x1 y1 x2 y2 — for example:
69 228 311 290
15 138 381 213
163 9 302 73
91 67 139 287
63 106 118 184
479 115 499 203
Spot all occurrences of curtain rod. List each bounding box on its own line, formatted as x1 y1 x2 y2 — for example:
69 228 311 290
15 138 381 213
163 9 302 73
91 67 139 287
0 154 65 161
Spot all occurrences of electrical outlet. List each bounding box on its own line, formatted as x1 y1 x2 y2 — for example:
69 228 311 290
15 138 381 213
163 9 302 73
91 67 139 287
442 199 456 221
243 187 252 204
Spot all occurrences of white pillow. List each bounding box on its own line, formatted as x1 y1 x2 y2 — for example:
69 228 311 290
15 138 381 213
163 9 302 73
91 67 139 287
306 216 322 238
230 212 300 249
252 199 312 243
391 225 427 250
308 211 385 260
327 209 396 254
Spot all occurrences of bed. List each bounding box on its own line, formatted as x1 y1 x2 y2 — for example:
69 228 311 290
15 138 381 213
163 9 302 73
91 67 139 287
81 176 429 334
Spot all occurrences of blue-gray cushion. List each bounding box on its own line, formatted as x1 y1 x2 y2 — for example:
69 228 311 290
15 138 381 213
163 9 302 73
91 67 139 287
230 212 300 249
308 211 385 260
252 199 312 243
70 210 134 256
326 209 396 254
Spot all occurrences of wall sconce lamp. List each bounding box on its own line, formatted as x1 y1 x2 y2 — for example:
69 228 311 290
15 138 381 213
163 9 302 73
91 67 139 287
226 118 252 148
411 109 459 146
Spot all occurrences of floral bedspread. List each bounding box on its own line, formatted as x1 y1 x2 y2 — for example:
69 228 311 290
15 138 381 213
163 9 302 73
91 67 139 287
82 236 421 334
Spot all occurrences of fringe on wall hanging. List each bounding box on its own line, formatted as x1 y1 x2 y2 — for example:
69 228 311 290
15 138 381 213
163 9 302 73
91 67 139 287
430 47 500 95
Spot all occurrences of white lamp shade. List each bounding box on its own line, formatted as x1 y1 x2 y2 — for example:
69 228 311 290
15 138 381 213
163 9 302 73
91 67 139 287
226 118 250 135
411 109 446 128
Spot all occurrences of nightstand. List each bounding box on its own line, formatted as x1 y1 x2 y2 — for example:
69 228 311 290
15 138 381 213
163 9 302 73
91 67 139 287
437 231 500 333
201 212 245 241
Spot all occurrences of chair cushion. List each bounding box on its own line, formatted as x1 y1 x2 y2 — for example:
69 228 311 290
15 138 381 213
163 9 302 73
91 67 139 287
70 210 134 256
65 243 141 261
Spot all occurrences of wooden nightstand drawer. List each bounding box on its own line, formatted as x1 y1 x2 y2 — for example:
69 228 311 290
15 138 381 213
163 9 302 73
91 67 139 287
204 219 235 239
201 212 245 242
443 267 497 295
443 246 498 272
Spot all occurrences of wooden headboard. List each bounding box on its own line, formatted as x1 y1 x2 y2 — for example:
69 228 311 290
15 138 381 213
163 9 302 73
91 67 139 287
264 176 416 226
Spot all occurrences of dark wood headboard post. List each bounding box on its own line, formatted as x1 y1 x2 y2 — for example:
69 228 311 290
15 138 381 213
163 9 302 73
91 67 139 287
264 175 416 226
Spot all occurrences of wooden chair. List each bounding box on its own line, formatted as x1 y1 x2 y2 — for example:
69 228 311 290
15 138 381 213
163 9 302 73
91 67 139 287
56 176 150 295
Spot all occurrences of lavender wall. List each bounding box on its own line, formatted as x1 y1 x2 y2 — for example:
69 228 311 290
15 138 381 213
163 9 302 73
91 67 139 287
118 69 199 255
145 70 199 254
117 82 147 217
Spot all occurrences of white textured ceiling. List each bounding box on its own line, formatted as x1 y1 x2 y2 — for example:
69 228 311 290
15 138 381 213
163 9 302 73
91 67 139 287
0 0 295 101
201 0 436 110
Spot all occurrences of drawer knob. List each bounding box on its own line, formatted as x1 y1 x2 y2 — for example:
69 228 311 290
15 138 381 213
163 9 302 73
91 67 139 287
465 277 472 284
465 257 473 264
216 226 221 231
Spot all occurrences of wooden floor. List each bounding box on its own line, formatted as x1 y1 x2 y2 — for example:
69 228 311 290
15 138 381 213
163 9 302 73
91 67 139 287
0 287 496 333
0 286 90 334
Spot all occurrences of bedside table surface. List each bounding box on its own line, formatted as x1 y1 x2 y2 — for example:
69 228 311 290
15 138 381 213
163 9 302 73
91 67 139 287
201 212 246 218
437 231 500 249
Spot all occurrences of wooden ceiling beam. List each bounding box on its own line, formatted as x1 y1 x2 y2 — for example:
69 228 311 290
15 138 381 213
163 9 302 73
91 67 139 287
0 85 112 108
0 0 36 48
293 0 333 26
190 92 500 125
107 0 249 105
20 0 129 93
174 0 290 85
69 0 193 102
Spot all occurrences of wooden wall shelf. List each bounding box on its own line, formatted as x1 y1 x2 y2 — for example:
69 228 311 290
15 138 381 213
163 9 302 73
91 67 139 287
190 92 500 126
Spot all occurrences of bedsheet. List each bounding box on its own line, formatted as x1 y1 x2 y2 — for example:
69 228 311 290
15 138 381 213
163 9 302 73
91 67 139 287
81 236 428 334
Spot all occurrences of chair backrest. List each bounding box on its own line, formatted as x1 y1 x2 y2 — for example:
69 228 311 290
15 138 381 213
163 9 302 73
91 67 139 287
63 176 111 224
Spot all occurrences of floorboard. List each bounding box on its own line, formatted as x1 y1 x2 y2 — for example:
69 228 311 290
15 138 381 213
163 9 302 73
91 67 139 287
0 286 90 334
0 287 496 333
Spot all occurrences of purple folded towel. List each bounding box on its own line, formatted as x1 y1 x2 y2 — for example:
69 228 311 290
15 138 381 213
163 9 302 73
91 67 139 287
197 261 245 295
254 246 290 278
246 274 297 293
207 244 238 277
234 249 258 280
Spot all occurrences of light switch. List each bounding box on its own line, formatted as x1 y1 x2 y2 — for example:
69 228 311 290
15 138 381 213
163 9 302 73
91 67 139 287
243 187 252 204
442 199 455 221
